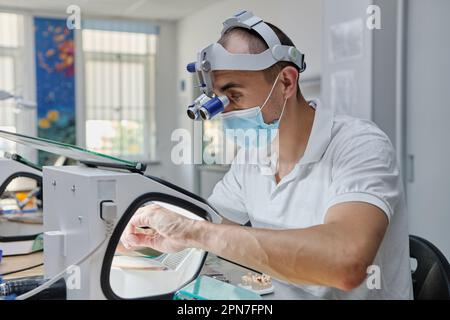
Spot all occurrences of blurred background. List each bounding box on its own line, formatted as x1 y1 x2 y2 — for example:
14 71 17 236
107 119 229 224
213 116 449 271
0 0 448 259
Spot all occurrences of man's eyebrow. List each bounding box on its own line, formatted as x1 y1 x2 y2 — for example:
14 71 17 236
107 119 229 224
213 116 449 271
219 82 243 92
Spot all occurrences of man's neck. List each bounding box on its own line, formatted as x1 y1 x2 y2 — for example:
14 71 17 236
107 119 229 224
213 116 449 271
275 96 315 182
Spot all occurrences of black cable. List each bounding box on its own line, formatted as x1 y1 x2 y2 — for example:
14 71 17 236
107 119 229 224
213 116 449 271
1 263 43 277
216 255 262 274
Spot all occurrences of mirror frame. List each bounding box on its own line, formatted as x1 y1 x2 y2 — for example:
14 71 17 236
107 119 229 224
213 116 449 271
0 172 43 242
100 192 211 300
0 171 43 242
0 171 42 197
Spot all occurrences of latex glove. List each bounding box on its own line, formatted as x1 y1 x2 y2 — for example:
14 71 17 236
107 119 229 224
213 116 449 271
120 203 196 253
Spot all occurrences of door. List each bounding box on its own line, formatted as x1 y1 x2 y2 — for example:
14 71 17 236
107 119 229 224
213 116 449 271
405 0 450 259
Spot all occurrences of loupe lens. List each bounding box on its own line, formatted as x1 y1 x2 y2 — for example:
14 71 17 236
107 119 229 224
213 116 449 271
187 108 197 120
199 108 208 120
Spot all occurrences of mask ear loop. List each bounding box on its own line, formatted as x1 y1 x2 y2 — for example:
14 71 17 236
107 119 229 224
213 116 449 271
269 99 287 176
272 97 287 151
259 72 282 112
270 72 298 174
277 71 299 124
278 97 288 123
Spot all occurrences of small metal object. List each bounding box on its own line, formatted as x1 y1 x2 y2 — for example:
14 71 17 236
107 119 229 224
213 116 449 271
71 185 76 192
201 60 211 72
52 180 56 186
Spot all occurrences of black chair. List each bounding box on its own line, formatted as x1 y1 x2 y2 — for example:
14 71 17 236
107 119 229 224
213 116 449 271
410 235 450 300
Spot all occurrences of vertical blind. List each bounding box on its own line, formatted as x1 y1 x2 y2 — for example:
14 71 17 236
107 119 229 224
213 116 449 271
82 20 158 160
0 12 24 152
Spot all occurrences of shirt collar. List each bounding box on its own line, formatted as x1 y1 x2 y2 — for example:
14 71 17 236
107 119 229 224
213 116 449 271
298 99 334 165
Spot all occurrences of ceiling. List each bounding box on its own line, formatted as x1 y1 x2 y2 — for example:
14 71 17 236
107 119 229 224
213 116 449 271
0 0 225 20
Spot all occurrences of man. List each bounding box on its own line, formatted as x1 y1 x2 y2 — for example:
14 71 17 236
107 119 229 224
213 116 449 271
121 11 413 299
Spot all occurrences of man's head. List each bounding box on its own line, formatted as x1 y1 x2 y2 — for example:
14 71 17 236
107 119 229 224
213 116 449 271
213 23 303 123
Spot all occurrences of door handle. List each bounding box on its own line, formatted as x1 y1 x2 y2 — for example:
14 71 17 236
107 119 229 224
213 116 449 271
406 154 414 183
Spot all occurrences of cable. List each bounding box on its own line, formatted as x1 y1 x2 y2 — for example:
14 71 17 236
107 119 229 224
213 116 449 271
15 236 107 300
1 263 43 277
1 276 66 299
15 219 115 300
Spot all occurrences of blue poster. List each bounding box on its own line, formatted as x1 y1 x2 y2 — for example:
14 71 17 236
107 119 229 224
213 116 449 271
34 17 75 165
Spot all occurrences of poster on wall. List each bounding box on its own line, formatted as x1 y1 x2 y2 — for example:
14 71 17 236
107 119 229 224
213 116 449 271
34 17 75 165
330 70 357 116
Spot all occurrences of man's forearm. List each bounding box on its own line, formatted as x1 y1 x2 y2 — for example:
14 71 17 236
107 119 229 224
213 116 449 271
184 220 370 291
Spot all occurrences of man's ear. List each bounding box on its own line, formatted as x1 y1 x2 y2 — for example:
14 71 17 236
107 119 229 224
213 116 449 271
280 66 299 99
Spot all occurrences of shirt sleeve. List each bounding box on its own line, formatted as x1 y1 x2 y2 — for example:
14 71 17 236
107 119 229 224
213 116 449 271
207 154 250 225
325 122 402 222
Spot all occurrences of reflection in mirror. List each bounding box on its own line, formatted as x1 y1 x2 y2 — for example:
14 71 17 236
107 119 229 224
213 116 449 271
0 176 42 221
109 201 206 299
0 175 43 255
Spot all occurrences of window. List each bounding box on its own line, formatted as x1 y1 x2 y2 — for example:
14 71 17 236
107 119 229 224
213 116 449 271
0 12 25 152
83 29 157 161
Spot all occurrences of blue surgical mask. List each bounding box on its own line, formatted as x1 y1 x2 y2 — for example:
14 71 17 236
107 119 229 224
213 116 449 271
220 73 287 148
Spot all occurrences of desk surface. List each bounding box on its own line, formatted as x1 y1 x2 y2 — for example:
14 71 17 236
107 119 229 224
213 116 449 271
1 251 317 299
0 251 43 280
201 255 318 300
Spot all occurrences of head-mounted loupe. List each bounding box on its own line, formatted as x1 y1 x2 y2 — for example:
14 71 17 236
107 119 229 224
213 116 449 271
186 10 306 120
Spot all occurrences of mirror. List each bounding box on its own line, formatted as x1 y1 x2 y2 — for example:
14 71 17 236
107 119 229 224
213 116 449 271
106 200 207 299
0 175 43 256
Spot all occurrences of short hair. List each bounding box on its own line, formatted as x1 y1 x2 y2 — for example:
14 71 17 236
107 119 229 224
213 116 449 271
218 22 302 98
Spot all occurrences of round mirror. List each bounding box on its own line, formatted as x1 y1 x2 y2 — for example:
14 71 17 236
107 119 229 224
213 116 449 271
101 196 209 300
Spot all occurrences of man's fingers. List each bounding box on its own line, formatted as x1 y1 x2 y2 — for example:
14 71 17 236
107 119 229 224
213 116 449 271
135 226 157 236
121 233 133 249
129 205 161 228
124 233 148 247
127 233 160 248
120 204 161 248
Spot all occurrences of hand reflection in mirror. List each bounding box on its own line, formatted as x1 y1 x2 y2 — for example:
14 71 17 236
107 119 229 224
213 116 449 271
120 203 200 254
109 201 207 299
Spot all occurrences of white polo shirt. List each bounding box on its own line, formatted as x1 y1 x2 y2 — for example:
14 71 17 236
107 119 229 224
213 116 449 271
208 100 413 300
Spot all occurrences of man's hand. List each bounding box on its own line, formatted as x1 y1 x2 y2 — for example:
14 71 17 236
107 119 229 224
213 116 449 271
120 203 198 253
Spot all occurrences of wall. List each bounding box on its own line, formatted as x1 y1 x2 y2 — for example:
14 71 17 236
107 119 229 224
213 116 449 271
321 0 450 258
175 0 323 193
321 0 373 119
321 0 401 147
405 0 450 259
144 21 182 185
372 0 399 146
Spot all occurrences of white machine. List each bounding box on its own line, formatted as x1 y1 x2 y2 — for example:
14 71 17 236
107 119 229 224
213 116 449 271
43 165 221 300
0 130 222 300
